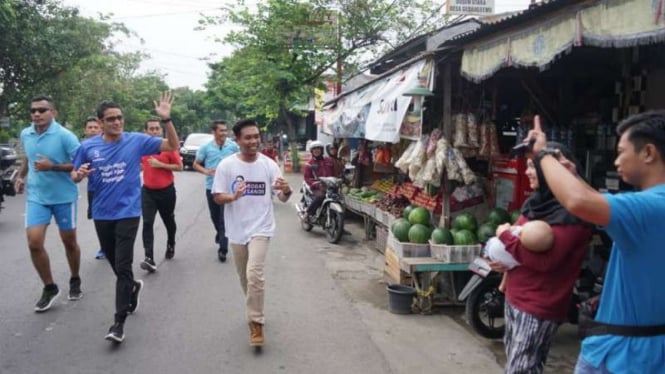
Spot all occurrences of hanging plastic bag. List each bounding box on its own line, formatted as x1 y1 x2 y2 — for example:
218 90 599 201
395 141 417 173
467 113 479 148
453 114 468 147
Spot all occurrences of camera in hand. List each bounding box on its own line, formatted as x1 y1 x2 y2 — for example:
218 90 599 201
509 139 536 158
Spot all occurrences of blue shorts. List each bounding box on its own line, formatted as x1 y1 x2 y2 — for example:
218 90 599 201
25 201 77 230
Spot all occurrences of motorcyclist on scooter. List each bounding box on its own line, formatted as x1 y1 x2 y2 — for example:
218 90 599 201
302 141 334 221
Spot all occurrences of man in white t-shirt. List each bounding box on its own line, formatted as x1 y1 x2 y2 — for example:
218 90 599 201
212 119 293 348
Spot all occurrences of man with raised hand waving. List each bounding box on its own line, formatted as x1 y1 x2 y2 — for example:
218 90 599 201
72 92 180 344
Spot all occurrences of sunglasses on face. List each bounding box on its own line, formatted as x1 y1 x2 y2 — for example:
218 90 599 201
30 108 50 114
104 115 123 122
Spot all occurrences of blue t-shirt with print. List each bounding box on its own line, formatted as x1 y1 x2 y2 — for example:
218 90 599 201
581 185 665 373
195 139 238 190
20 121 80 205
73 132 162 220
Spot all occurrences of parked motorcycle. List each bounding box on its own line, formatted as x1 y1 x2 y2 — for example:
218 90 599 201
0 143 18 212
458 230 611 339
295 176 345 244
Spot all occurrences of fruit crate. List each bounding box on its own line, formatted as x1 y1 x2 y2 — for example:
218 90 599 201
429 242 482 263
360 201 376 216
374 208 388 226
344 195 361 212
375 225 388 253
387 231 430 258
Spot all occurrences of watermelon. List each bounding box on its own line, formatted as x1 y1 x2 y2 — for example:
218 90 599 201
408 224 432 244
453 229 477 245
510 210 521 224
408 207 431 225
476 222 497 243
488 208 511 225
391 219 411 242
431 227 454 245
452 213 478 232
391 218 409 232
402 204 416 220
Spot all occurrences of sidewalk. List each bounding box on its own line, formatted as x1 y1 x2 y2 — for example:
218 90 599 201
283 173 503 373
283 172 580 373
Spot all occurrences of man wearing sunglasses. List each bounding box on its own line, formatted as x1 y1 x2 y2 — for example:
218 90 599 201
71 92 180 344
15 95 83 313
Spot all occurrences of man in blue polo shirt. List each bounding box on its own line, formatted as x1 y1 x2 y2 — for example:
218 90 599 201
15 95 83 313
71 92 180 344
193 119 238 262
524 113 665 374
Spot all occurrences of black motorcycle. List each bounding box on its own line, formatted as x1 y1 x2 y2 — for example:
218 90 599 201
458 231 610 339
0 143 18 212
296 176 345 244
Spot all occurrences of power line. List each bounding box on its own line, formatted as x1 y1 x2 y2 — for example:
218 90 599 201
123 43 215 60
110 7 226 20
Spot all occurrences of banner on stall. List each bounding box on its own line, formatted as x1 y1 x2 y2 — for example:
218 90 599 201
397 59 434 141
315 81 338 135
323 57 433 142
461 0 665 82
324 83 379 139
364 59 432 143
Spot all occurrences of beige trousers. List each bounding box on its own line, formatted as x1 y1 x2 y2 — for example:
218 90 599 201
230 236 270 324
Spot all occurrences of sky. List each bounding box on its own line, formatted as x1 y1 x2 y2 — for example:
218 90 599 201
62 0 532 91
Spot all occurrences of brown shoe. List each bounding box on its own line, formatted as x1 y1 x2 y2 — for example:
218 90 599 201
249 321 264 347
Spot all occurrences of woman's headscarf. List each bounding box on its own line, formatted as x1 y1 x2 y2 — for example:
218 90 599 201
521 141 584 225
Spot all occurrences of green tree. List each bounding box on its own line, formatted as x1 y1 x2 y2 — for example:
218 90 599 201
202 0 451 152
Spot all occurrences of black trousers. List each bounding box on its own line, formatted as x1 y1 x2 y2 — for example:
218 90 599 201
87 190 93 220
94 218 140 323
142 184 177 259
306 189 325 215
206 189 227 255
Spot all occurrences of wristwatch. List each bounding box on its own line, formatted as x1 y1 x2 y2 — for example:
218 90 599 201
534 148 560 166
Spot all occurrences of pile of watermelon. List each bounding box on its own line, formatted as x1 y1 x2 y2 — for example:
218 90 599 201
474 208 521 243
390 205 433 244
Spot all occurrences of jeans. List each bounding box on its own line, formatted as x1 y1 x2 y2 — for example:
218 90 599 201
142 184 177 259
206 189 227 254
231 236 270 324
574 355 613 374
94 218 140 323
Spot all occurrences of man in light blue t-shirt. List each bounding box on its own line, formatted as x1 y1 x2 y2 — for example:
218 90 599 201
15 95 83 313
524 112 665 374
193 119 238 262
71 92 180 344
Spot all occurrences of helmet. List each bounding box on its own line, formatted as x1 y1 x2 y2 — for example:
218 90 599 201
308 140 324 151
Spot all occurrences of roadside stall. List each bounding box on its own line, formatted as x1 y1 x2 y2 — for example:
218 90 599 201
322 53 507 313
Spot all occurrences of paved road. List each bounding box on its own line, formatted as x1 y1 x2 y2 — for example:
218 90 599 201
0 170 577 373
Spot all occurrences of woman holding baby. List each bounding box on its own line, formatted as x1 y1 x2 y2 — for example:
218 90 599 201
488 142 592 374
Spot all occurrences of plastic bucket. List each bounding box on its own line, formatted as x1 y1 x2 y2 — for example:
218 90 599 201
387 284 416 314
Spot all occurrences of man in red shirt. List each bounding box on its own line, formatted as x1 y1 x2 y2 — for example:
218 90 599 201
261 139 279 162
302 141 334 219
139 119 183 272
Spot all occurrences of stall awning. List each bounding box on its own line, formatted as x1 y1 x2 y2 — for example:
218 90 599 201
461 0 665 82
321 55 434 142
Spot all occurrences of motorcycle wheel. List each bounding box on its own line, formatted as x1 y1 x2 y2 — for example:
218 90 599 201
325 210 344 244
464 274 505 339
301 218 313 232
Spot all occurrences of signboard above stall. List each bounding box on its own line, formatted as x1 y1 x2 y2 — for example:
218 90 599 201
448 0 495 16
